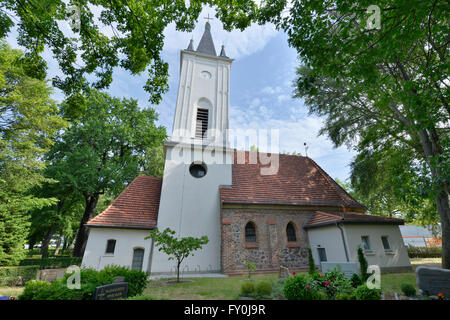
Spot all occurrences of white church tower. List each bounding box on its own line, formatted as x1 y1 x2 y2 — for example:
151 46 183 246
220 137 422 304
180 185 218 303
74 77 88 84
150 22 234 274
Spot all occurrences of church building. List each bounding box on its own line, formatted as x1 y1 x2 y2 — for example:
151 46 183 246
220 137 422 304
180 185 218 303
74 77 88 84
81 22 411 275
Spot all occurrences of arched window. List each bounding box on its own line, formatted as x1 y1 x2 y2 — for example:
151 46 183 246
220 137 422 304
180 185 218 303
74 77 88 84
286 222 297 242
105 239 116 254
131 248 145 271
245 222 257 242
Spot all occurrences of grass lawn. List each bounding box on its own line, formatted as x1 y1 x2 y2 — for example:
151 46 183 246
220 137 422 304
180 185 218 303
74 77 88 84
0 258 442 299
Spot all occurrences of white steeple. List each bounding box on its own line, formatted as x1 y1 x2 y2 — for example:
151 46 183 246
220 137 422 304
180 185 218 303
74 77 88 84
171 22 233 147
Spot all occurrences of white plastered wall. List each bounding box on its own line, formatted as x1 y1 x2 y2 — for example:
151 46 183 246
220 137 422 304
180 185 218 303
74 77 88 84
343 224 411 270
307 225 348 267
81 228 153 271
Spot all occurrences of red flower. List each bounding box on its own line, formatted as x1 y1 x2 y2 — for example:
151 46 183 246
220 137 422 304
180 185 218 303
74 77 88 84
323 281 330 287
306 286 311 291
292 271 296 275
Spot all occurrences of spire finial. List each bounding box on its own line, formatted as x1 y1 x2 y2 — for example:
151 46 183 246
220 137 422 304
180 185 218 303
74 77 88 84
204 13 213 30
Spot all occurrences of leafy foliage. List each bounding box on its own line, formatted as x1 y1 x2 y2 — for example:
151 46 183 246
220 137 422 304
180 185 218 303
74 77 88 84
19 265 148 300
240 281 255 295
146 227 208 282
353 284 381 300
0 265 40 286
46 89 166 256
407 246 442 258
357 246 369 281
401 283 416 297
307 247 315 274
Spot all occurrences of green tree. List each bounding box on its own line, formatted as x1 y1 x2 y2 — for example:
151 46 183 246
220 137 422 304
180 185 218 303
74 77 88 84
146 227 209 282
0 40 67 265
141 145 165 178
46 89 166 257
279 2 449 268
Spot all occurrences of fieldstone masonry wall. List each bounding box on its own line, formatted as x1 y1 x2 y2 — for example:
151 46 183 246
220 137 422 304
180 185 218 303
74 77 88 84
221 208 314 273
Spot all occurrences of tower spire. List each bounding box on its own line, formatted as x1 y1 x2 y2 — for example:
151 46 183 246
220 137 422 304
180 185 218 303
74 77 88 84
196 18 217 56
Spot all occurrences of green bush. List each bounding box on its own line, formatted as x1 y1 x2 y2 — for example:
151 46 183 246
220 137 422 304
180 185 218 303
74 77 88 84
336 292 354 300
307 247 315 274
19 257 82 269
353 285 381 300
240 281 255 295
18 280 52 300
407 246 441 258
19 266 149 300
0 265 40 286
317 269 353 299
270 279 286 299
401 283 416 297
256 281 272 296
124 295 160 300
350 273 362 288
283 274 321 300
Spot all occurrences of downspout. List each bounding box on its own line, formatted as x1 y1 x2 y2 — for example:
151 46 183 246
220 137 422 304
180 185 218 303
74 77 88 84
147 227 155 274
336 222 349 262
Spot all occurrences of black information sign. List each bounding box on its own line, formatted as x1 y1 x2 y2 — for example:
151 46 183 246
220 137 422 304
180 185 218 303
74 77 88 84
94 282 128 300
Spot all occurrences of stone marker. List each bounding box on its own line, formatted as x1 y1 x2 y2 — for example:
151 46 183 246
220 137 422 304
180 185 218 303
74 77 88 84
279 266 290 279
321 262 358 279
113 276 126 283
37 268 66 283
416 266 450 297
94 282 128 300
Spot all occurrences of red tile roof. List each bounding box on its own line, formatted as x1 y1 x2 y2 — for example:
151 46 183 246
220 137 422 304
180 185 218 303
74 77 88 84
220 151 366 210
303 211 404 229
86 175 162 229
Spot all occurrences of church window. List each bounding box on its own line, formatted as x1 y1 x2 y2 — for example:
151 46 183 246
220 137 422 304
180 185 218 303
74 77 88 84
189 162 207 178
195 108 209 139
286 222 297 242
317 247 327 262
131 248 145 271
245 222 257 242
105 239 116 254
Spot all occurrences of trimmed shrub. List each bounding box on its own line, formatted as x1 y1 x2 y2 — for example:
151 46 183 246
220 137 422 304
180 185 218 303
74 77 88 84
0 265 40 286
336 292 354 300
240 281 255 295
270 279 286 299
307 247 315 274
19 266 149 300
353 285 381 300
317 269 353 299
407 246 441 258
401 283 416 297
357 246 369 281
350 273 362 288
255 281 272 296
283 274 321 300
19 257 82 269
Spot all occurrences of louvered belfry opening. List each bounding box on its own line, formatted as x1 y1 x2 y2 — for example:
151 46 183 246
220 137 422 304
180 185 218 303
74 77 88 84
195 108 209 139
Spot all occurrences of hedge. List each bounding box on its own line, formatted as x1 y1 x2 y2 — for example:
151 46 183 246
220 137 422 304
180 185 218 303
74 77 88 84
0 265 40 286
19 265 149 300
19 257 82 269
407 246 442 258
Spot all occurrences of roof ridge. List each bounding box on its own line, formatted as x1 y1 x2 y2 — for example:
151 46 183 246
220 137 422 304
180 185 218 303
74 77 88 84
307 157 365 210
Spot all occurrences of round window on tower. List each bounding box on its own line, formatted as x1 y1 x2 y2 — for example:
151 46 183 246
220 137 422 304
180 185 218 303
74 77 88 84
189 162 207 178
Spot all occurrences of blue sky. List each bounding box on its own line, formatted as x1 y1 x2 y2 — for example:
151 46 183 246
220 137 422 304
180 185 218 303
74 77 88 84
6 6 356 182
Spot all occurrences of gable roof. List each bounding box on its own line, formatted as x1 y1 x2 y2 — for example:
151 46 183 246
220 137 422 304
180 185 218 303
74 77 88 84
220 151 366 210
303 211 404 229
86 175 162 230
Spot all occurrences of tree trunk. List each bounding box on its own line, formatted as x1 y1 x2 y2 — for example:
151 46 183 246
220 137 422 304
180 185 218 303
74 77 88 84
72 194 99 257
436 190 450 269
54 236 62 256
177 261 181 283
40 225 55 258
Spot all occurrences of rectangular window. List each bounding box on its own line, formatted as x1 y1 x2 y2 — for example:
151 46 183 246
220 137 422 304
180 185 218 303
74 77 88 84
195 108 209 139
317 248 327 262
381 236 391 251
105 239 116 254
361 236 371 251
